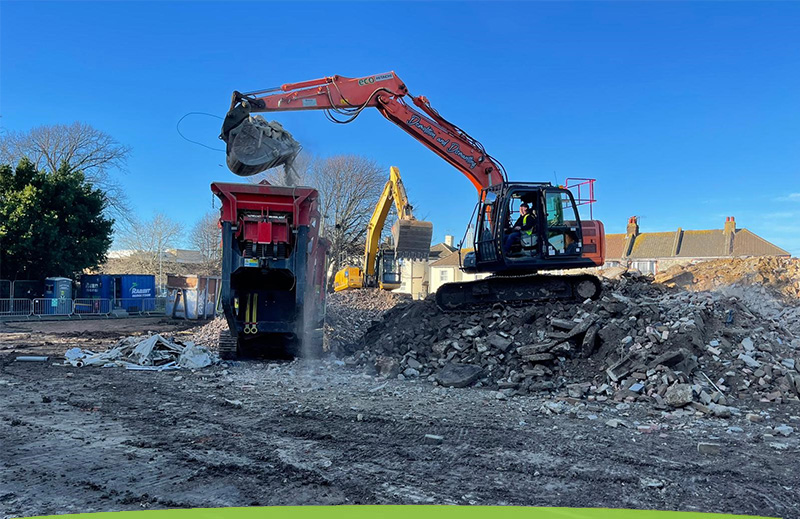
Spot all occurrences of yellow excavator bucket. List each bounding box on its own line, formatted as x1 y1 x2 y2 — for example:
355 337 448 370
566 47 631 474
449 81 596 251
391 219 434 260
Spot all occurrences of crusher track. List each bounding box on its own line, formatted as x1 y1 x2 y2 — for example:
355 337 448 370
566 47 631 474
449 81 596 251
435 273 602 312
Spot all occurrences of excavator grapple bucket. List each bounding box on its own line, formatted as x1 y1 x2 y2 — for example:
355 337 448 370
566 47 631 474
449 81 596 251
391 219 434 260
224 116 301 177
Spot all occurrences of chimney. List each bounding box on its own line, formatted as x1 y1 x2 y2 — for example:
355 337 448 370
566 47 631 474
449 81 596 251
723 216 736 235
626 216 639 237
723 216 736 255
623 216 639 257
444 235 454 247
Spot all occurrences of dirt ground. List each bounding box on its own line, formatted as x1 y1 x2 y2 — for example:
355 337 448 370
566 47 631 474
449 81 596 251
1 319 799 518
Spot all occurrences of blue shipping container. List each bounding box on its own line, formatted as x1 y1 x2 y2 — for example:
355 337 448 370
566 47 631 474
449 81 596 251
79 274 113 300
115 275 156 312
75 274 113 314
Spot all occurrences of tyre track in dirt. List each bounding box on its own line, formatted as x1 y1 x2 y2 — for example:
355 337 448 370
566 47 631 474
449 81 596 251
2 356 799 517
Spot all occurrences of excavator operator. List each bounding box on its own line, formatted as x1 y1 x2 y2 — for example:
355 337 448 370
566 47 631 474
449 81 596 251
504 202 535 256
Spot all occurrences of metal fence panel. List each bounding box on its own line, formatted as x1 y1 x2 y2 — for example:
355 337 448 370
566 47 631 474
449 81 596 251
0 298 32 316
113 297 161 314
0 280 11 299
32 298 73 316
73 298 111 316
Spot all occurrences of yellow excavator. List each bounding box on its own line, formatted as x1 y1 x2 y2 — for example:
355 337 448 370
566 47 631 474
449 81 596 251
334 166 433 292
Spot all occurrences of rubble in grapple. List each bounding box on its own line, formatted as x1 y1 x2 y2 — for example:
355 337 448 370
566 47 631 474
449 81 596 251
338 273 800 410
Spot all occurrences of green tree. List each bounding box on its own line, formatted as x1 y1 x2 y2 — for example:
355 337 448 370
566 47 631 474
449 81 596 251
0 159 114 280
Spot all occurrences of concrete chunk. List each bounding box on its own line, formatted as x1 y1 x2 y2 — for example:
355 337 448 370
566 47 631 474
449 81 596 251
697 442 721 455
423 434 444 445
517 343 555 356
434 363 483 388
649 349 685 369
665 384 693 407
523 353 554 363
738 353 761 369
550 318 575 330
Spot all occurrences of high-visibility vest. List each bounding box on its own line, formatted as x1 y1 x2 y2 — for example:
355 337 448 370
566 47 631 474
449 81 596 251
523 214 533 235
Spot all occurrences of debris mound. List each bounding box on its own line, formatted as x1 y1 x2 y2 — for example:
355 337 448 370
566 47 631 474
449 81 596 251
325 289 406 352
341 273 800 408
64 334 217 370
180 317 228 349
655 257 800 299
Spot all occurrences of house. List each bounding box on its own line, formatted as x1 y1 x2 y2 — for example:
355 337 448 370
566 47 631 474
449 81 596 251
428 247 491 293
396 236 457 299
605 216 790 274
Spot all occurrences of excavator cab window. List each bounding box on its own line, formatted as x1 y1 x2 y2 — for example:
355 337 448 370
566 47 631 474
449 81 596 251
544 190 582 256
503 191 542 258
379 250 400 286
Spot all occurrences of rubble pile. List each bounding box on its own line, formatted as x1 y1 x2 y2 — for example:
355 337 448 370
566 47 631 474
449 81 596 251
64 334 217 371
181 317 228 349
655 257 800 299
325 289 406 352
341 274 800 409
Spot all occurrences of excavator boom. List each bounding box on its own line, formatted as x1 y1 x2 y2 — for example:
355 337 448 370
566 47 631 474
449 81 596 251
221 72 507 191
221 71 605 310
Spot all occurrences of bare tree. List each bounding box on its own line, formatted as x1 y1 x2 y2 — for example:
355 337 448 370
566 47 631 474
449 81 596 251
310 155 385 291
114 213 184 290
190 211 222 275
0 122 131 216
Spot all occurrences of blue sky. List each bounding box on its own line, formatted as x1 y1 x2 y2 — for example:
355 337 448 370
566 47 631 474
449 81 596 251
2 1 799 255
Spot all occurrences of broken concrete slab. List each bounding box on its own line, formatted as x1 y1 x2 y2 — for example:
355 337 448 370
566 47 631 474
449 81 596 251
423 434 444 445
738 353 762 369
435 363 483 388
697 442 721 455
665 384 693 407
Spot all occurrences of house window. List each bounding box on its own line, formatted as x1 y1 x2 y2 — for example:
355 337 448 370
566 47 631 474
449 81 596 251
439 269 449 282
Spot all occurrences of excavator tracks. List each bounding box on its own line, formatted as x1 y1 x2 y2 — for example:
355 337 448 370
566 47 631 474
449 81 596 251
435 273 602 312
217 331 239 360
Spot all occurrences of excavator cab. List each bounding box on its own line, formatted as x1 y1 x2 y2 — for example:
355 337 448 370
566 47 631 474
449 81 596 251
463 183 597 274
376 248 401 290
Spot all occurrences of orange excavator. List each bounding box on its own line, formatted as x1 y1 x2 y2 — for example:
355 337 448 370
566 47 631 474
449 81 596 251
220 71 605 311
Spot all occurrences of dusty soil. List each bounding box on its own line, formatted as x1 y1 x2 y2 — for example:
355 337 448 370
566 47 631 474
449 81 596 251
1 320 799 518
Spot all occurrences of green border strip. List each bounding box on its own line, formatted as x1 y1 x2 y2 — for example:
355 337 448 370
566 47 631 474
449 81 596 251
26 505 776 519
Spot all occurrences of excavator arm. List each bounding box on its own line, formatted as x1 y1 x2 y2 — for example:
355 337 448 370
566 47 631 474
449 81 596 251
363 166 432 279
221 72 508 192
